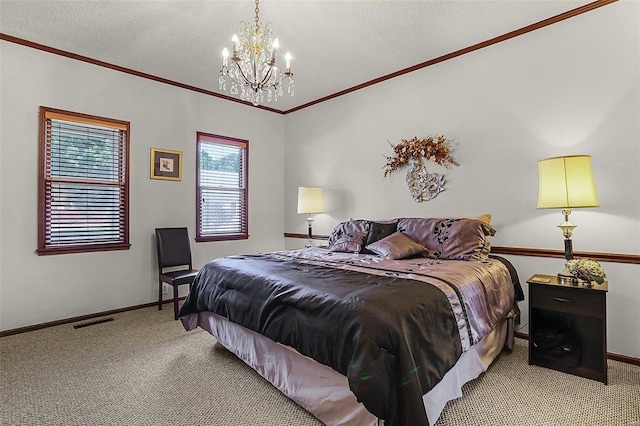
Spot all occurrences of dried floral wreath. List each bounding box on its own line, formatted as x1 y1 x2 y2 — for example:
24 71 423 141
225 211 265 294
383 135 459 177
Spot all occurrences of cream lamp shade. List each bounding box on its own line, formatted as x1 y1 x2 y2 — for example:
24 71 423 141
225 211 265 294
297 187 325 214
537 155 599 261
537 155 599 209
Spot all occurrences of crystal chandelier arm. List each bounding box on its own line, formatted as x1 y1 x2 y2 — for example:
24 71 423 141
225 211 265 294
229 57 252 86
257 65 276 88
223 59 292 94
275 64 293 84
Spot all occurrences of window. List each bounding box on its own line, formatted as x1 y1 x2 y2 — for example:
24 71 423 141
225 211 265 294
38 107 130 255
196 132 248 242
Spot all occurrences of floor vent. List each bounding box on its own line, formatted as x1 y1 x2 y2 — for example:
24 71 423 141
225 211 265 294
73 317 114 329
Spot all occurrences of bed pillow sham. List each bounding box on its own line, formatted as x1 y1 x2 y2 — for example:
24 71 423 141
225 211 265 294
327 220 370 249
329 230 369 253
397 217 495 261
364 231 427 260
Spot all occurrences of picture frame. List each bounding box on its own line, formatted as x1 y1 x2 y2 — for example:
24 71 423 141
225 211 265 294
150 148 182 181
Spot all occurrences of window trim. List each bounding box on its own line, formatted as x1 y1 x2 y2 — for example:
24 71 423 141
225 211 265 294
37 106 131 255
196 132 249 242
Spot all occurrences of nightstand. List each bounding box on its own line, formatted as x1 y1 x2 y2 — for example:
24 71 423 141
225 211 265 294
527 274 608 384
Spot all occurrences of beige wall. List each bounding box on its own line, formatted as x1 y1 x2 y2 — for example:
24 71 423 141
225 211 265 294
0 42 286 331
283 2 639 357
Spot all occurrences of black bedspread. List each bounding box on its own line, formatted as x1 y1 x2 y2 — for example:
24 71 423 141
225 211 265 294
179 254 464 426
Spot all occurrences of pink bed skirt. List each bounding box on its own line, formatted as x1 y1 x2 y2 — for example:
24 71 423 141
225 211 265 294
182 312 512 426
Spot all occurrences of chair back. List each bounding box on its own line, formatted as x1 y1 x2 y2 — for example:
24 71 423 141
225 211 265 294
155 227 193 270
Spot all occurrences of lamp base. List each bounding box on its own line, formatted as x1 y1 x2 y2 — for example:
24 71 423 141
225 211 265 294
564 238 573 260
305 216 314 248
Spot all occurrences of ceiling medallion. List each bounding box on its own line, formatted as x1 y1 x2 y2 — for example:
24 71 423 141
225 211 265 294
219 0 294 106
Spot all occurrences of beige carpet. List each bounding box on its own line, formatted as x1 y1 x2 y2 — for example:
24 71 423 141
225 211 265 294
1 306 638 426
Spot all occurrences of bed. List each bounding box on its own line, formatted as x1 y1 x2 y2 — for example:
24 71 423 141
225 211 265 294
179 217 523 426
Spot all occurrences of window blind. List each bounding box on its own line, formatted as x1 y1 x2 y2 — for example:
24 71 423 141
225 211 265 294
197 133 248 241
39 107 129 254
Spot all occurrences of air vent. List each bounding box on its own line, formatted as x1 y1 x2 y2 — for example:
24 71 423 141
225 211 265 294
73 317 114 329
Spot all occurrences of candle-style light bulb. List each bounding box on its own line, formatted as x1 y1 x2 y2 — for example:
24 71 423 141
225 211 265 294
285 52 292 69
222 48 229 66
272 38 279 59
232 34 239 52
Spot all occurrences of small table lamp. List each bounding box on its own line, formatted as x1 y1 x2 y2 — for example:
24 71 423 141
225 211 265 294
537 155 599 260
297 187 324 247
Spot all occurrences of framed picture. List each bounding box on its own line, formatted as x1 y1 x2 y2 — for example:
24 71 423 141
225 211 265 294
150 148 182 181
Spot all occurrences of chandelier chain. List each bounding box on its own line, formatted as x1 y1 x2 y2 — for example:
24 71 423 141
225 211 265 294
254 0 260 26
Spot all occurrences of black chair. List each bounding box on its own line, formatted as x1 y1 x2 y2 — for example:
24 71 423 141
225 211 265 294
155 227 199 320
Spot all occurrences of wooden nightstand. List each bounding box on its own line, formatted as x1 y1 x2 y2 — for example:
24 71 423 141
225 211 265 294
527 274 608 384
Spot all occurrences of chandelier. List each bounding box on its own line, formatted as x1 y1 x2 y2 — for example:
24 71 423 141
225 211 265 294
219 0 294 106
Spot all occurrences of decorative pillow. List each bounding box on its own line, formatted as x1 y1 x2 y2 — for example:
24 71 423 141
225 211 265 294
328 220 370 248
361 221 397 254
397 217 496 261
329 231 368 253
364 231 427 260
472 214 492 225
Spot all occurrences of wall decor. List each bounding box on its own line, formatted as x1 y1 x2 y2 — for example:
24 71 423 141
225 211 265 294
405 163 446 202
151 148 182 181
383 135 459 202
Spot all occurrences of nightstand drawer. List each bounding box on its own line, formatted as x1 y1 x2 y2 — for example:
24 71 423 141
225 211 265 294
530 285 604 318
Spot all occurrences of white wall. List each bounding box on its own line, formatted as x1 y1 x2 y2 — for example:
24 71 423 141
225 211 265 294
284 2 639 357
1 1 638 359
0 42 286 331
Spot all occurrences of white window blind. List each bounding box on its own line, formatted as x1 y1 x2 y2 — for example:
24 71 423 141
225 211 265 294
38 107 130 254
197 133 248 241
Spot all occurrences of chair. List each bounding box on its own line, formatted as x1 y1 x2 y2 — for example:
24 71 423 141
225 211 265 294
155 227 199 320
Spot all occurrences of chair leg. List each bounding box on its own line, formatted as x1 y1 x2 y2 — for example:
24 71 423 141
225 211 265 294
173 285 179 320
158 280 163 311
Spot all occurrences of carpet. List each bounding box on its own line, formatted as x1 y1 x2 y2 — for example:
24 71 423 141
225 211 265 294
1 306 638 425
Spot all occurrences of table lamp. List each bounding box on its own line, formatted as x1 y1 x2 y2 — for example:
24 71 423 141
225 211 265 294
297 187 324 247
537 155 599 260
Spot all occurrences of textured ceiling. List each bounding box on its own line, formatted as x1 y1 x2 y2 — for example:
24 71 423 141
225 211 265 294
1 0 596 112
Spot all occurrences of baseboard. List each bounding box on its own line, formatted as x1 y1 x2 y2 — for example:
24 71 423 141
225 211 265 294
513 331 639 366
0 298 185 337
3 303 639 366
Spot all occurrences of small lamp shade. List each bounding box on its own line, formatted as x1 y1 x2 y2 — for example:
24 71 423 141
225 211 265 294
537 155 599 261
297 187 325 214
537 155 599 209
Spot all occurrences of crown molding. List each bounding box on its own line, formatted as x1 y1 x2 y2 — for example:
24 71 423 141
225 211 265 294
0 0 617 114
